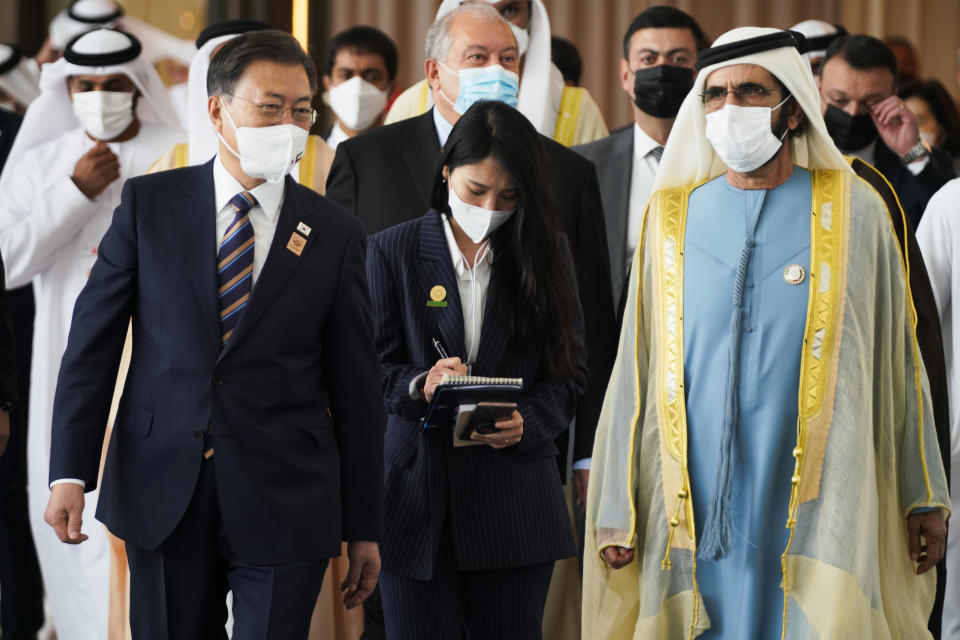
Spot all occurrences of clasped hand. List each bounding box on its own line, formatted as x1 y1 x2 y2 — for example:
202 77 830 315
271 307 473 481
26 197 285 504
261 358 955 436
72 141 120 200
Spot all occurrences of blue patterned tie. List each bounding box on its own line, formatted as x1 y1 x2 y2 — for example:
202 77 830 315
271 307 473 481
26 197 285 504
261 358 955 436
218 191 256 345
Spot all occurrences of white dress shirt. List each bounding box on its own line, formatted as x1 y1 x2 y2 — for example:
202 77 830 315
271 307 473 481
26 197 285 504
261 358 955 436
625 123 662 276
52 156 287 489
441 213 493 366
849 138 929 175
327 122 350 151
212 154 285 284
407 213 493 399
433 107 454 147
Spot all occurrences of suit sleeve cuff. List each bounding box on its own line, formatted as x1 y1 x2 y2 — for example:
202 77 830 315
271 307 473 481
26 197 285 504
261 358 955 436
910 506 940 514
50 478 86 489
572 457 591 471
408 371 428 400
906 155 930 176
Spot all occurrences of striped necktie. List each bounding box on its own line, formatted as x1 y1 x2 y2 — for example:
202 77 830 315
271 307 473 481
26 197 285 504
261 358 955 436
651 145 664 161
218 191 257 345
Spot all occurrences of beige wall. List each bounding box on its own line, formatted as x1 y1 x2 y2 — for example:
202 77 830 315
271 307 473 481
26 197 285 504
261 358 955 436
27 0 958 131
324 0 960 131
0 4 19 44
122 0 207 40
43 0 205 41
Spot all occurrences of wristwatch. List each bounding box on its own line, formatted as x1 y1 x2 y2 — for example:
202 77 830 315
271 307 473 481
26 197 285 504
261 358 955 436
901 138 931 165
0 400 15 412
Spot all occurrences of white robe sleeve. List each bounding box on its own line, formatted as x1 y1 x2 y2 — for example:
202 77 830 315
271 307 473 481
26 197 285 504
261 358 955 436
0 149 103 288
916 180 960 319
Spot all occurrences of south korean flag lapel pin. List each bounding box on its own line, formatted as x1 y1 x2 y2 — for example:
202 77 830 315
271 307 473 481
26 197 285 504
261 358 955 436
287 221 312 257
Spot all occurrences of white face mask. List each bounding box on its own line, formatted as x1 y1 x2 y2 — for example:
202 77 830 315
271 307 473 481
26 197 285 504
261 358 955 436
217 98 309 184
509 22 530 57
327 76 389 132
72 90 135 141
705 95 791 173
447 181 515 244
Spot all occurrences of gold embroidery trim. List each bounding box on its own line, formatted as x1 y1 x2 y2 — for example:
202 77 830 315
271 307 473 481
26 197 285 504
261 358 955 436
653 185 696 555
780 168 849 638
651 183 704 635
174 142 189 169
417 79 431 114
299 135 317 189
553 86 584 147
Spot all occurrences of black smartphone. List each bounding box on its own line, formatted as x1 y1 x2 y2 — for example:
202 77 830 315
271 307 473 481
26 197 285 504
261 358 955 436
467 402 516 436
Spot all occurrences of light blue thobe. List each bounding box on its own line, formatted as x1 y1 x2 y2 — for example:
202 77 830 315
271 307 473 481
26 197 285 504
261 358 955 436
684 167 811 638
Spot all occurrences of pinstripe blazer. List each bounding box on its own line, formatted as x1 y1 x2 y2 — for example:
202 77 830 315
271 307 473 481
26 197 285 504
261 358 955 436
366 210 584 580
328 111 618 473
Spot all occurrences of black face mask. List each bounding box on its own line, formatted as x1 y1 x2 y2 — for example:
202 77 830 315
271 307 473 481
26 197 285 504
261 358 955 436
633 65 694 118
823 104 878 151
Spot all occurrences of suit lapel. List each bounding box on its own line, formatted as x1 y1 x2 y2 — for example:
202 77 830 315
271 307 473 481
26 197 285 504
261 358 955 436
176 161 220 354
401 112 442 212
218 176 315 360
603 127 635 302
417 211 466 360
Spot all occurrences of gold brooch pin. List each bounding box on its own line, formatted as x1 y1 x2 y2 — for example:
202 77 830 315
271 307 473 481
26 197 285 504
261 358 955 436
427 285 447 308
286 232 306 256
783 264 805 285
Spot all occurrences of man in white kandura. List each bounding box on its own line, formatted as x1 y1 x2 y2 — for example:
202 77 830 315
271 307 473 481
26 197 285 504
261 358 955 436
916 181 960 639
0 28 182 639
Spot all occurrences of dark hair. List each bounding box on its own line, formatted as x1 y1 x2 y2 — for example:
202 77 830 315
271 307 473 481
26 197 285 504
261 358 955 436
430 101 583 379
551 36 582 86
622 5 708 60
899 79 960 156
207 30 318 97
324 25 399 83
823 34 898 87
769 74 809 137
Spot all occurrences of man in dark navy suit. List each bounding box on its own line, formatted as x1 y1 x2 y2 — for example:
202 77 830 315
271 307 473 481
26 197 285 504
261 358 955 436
820 34 954 228
43 31 385 639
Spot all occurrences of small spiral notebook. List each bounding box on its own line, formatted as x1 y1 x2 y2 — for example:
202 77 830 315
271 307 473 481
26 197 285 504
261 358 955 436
422 375 523 432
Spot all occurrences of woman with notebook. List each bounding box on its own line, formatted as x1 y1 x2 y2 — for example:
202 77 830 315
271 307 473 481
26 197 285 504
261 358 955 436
365 100 587 638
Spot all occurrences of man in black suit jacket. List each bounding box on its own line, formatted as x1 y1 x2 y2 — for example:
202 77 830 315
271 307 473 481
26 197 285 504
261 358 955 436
43 31 385 639
326 3 616 502
820 35 954 228
868 138 954 227
575 6 707 317
0 106 44 640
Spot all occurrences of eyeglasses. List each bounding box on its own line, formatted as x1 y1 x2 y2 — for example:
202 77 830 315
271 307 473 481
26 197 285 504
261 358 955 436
700 84 779 109
224 92 317 127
